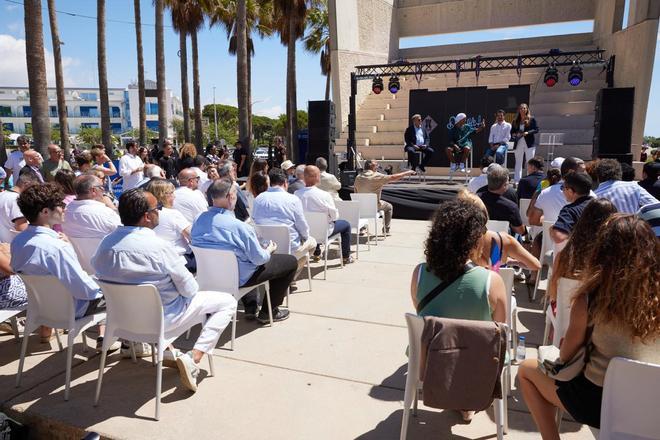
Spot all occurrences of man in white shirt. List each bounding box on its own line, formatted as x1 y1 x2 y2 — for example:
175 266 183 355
0 174 38 243
467 156 494 193
4 135 31 188
486 109 511 165
118 141 144 190
315 157 341 201
528 157 586 226
191 155 209 189
174 168 209 223
63 175 121 239
295 166 353 263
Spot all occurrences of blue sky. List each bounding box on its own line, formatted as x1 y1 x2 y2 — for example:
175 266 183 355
1 1 659 135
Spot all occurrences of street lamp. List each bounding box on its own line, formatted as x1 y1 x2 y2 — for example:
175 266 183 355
213 86 218 141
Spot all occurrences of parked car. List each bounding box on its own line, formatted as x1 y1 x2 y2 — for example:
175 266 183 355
253 146 269 160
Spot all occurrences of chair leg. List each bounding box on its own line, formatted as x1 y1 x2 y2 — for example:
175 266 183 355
494 398 505 440
155 358 162 421
55 328 64 352
543 310 551 346
503 370 509 433
374 217 379 245
354 228 359 260
94 348 108 406
555 409 564 430
230 311 237 351
81 332 88 353
64 337 74 401
323 240 329 280
339 237 344 268
130 342 137 364
10 316 19 341
16 325 32 387
400 374 417 440
306 256 312 292
413 388 419 416
265 286 273 326
531 265 542 301
207 352 215 377
151 343 156 367
185 328 191 340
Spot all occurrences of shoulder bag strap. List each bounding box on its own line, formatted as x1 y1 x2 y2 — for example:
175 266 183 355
416 263 476 314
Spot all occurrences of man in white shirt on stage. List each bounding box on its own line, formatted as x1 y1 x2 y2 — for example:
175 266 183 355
118 141 144 190
63 175 121 239
174 168 209 223
486 109 511 166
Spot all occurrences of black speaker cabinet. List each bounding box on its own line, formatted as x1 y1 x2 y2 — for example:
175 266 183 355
307 100 337 172
593 87 634 158
595 153 633 166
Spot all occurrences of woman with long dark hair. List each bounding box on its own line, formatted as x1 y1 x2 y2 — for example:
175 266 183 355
511 103 539 183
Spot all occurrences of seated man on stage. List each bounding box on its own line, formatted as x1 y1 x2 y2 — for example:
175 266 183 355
447 113 485 172
485 109 511 165
404 114 434 172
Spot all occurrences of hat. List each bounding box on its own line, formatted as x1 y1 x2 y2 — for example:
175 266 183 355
0 167 6 180
550 157 565 169
455 113 467 123
411 114 422 121
281 160 295 171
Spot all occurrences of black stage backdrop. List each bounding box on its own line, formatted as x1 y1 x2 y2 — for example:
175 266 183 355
409 85 530 167
381 186 458 220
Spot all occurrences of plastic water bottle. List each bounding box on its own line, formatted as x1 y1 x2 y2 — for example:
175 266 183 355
516 336 526 363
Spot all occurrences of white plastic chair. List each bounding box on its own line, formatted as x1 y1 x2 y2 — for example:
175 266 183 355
350 193 384 245
255 223 311 293
542 277 580 347
400 314 508 440
499 267 516 397
335 200 370 259
16 275 106 401
519 198 531 227
0 308 25 341
448 148 473 184
486 220 509 234
93 281 215 421
600 357 660 440
68 236 103 275
191 246 273 348
304 211 344 280
532 221 554 302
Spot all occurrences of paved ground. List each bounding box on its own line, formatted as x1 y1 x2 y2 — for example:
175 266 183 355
0 219 595 439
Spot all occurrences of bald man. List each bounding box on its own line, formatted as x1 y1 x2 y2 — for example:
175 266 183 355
294 165 353 264
42 144 72 182
19 150 45 183
173 169 209 223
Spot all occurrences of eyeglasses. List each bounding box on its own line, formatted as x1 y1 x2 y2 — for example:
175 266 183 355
188 176 200 181
147 203 163 213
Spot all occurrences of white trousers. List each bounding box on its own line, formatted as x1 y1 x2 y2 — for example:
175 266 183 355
166 290 237 354
513 137 536 183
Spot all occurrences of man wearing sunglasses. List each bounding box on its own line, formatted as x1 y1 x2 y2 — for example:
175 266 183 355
174 168 209 223
63 175 121 239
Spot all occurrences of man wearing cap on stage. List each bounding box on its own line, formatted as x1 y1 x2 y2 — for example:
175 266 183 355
404 114 434 172
447 112 485 172
486 109 511 165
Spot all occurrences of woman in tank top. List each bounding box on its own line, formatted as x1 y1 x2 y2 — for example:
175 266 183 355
518 215 660 438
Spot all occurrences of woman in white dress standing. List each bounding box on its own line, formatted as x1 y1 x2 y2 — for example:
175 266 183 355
511 103 540 183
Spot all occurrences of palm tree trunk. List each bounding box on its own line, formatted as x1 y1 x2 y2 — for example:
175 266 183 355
23 0 51 156
97 0 112 156
286 16 299 162
47 0 70 159
191 30 203 153
155 0 168 147
179 32 191 143
134 0 147 146
247 45 252 139
236 0 250 153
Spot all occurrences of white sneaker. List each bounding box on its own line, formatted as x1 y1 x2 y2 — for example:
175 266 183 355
459 163 466 172
176 352 200 392
120 342 152 358
450 162 457 172
163 348 182 368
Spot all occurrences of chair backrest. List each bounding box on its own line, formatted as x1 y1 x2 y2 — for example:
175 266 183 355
519 198 531 226
254 224 291 255
486 220 509 234
540 220 554 258
498 268 515 329
350 193 379 217
19 274 76 330
68 236 103 275
404 313 426 385
600 357 660 440
96 281 164 343
304 211 330 243
552 277 581 347
335 200 360 230
190 246 239 296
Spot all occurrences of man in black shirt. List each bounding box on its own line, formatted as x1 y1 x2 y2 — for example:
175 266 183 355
232 141 250 178
517 156 545 200
479 164 526 235
550 172 593 245
158 143 177 179
638 161 660 200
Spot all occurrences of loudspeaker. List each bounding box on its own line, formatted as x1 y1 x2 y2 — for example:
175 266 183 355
593 87 634 157
595 153 633 166
307 101 336 171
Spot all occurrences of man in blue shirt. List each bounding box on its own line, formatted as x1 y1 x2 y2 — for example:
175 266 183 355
550 172 594 245
595 159 657 213
11 183 118 351
192 179 297 323
404 114 434 172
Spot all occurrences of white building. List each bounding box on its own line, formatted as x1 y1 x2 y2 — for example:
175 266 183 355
0 80 182 137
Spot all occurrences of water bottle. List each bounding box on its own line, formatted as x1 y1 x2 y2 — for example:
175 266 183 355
516 336 526 363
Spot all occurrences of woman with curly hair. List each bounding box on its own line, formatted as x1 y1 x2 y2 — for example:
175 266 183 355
518 215 660 438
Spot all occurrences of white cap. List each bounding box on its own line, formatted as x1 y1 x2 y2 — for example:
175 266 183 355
550 157 565 169
455 113 467 123
281 160 295 171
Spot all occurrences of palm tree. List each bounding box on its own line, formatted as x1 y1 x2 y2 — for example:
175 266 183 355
236 0 250 148
97 0 112 156
178 31 191 143
23 0 51 155
166 0 204 151
155 0 168 147
47 0 70 158
134 0 147 146
274 0 308 162
304 1 330 100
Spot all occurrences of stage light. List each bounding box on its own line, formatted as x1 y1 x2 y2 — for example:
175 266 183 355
568 63 583 86
544 65 559 87
372 77 383 94
388 76 400 94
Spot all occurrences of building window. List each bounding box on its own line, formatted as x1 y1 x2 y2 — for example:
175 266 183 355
147 102 158 115
80 92 97 101
24 123 32 133
22 106 31 117
2 123 14 132
0 106 11 117
80 106 99 117
146 120 159 131
111 106 121 118
50 106 58 117
110 123 122 134
80 122 99 129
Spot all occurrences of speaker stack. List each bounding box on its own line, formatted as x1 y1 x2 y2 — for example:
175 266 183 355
307 100 337 173
592 87 634 165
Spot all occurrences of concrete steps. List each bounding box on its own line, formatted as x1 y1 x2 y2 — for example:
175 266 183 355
533 101 595 116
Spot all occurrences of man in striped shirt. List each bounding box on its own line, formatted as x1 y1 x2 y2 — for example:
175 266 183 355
638 202 660 237
594 159 657 214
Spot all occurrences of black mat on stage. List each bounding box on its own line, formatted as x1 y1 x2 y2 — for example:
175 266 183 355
381 186 459 221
